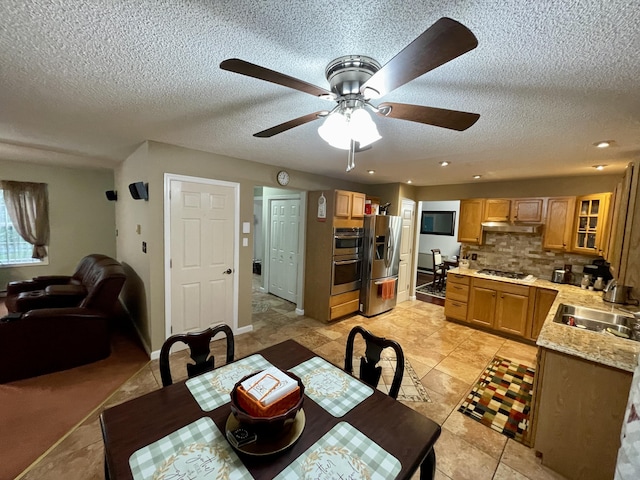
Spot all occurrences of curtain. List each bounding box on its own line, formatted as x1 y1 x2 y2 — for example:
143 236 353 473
0 180 50 259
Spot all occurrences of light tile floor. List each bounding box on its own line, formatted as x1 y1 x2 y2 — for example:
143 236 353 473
18 282 568 480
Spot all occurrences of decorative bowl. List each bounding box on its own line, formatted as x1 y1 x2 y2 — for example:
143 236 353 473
229 371 304 437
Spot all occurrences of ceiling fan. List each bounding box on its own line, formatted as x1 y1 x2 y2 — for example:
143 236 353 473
220 17 480 171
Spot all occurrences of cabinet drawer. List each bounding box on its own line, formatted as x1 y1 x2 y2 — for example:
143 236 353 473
446 283 469 302
447 273 470 286
330 289 359 306
472 277 530 296
444 300 468 321
330 299 359 320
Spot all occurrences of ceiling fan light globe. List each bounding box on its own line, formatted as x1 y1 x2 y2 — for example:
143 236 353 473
349 108 381 147
318 113 351 149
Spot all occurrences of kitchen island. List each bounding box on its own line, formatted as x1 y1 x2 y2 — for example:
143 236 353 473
446 267 638 480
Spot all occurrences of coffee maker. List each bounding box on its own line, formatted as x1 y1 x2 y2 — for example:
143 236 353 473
582 261 612 284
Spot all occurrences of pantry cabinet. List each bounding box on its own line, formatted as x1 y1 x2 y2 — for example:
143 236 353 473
542 197 575 251
458 199 485 244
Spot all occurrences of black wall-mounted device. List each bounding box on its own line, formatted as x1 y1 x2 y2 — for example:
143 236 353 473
128 182 149 201
105 190 118 201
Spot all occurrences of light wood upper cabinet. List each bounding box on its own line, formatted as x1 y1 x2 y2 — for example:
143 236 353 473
511 198 545 222
572 193 612 255
542 197 575 251
334 190 365 219
483 199 511 222
351 192 366 218
458 199 485 244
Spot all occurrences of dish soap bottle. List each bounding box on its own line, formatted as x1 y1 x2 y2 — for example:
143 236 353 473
593 277 605 291
581 274 591 290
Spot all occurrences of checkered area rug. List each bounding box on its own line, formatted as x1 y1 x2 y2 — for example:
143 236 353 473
353 356 431 402
415 281 446 299
457 356 535 444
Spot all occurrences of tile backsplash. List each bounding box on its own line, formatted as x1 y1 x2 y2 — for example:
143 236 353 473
462 232 599 282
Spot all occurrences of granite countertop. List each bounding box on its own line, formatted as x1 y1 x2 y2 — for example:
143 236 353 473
448 267 640 373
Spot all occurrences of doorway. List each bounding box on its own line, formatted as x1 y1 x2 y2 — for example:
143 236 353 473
164 173 239 338
253 187 306 314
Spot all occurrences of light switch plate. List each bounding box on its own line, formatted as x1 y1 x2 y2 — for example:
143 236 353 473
242 237 248 247
242 222 250 234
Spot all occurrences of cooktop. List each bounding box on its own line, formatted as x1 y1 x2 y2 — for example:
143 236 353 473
476 269 531 280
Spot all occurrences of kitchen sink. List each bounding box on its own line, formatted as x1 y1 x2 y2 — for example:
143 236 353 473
552 303 639 341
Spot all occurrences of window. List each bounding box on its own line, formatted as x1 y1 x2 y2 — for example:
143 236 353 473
0 192 45 266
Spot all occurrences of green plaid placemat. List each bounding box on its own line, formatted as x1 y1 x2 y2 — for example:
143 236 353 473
273 421 401 479
128 417 252 480
289 356 373 417
186 354 273 411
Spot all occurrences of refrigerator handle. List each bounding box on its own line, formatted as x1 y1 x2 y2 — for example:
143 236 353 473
386 227 392 267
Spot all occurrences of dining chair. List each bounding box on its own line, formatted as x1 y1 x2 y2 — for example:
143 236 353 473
159 324 235 387
344 325 405 399
431 248 446 290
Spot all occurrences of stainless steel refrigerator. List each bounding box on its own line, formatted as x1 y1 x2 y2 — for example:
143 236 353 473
360 214 402 317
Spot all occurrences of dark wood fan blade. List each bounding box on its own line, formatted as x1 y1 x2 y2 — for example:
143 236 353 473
253 111 328 138
377 102 480 131
361 18 478 98
221 58 335 99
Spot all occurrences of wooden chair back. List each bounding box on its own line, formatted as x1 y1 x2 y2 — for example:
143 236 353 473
159 324 234 387
344 325 405 399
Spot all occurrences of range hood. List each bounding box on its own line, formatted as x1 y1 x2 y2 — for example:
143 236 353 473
481 222 542 234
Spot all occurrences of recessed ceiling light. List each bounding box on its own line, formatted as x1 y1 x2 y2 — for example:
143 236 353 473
593 165 607 170
440 161 450 167
594 141 611 148
367 170 375 174
473 175 482 179
407 180 412 184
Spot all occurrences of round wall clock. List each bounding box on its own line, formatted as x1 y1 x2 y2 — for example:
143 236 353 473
277 170 290 186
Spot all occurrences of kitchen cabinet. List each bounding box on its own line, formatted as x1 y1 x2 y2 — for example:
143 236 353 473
304 190 365 322
511 197 545 222
329 290 360 320
533 348 632 480
443 273 470 322
528 287 557 340
458 199 485 244
606 163 635 278
572 192 612 255
467 278 530 337
483 199 510 222
483 198 545 223
334 190 365 223
542 197 575 251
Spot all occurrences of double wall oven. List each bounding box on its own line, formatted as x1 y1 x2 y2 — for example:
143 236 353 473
331 227 363 295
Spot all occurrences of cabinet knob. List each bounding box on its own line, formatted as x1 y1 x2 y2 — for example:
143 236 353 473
492 293 496 297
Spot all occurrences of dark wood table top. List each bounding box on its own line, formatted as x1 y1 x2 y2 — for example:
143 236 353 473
100 339 441 479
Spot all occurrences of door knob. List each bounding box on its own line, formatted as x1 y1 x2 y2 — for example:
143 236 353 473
223 268 233 274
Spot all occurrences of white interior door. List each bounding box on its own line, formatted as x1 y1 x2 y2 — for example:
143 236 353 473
170 179 236 334
397 199 415 303
268 199 300 303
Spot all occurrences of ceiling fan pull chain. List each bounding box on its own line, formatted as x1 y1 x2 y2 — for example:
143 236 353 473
346 140 356 172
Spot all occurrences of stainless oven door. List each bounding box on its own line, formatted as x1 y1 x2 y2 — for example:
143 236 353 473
331 254 362 295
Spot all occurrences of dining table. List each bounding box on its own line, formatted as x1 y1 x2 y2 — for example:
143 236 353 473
100 339 442 479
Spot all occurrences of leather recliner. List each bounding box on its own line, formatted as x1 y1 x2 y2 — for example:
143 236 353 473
0 254 127 383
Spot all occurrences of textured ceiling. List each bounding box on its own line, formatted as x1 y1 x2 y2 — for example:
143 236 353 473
0 1 638 186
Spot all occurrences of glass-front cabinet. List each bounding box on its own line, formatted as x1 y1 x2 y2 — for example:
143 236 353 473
573 193 611 255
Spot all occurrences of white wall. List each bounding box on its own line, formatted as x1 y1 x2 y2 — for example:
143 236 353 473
417 200 461 269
